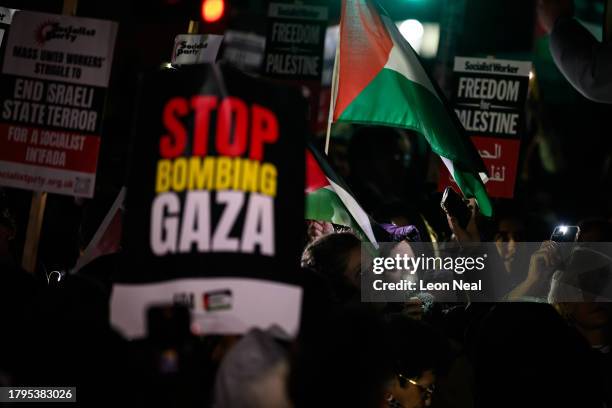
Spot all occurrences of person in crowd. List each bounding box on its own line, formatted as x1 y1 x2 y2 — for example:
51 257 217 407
213 327 292 408
305 220 335 244
348 126 413 214
506 240 560 301
473 303 606 408
301 232 362 302
383 314 451 408
538 0 612 103
494 214 530 286
444 198 482 244
553 303 610 350
577 218 612 242
289 304 395 408
442 197 512 300
552 302 612 407
508 218 612 301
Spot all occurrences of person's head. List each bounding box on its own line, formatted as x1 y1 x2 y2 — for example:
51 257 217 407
301 232 362 297
349 126 411 190
384 315 450 408
548 244 612 334
577 218 612 242
494 215 525 265
555 302 609 332
289 304 395 408
474 303 604 408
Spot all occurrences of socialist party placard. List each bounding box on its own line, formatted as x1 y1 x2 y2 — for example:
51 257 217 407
171 34 223 66
0 11 117 197
439 57 531 198
111 64 307 338
263 2 328 79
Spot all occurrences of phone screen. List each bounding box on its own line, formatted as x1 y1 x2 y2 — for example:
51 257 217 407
550 226 579 242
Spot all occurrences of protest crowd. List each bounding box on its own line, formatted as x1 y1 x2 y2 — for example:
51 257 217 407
1 0 612 407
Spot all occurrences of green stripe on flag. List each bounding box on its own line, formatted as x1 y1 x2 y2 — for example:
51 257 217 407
306 187 369 241
338 67 493 217
306 187 348 225
452 166 493 217
338 68 475 169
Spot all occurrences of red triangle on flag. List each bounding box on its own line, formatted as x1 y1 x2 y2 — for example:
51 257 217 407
333 0 393 120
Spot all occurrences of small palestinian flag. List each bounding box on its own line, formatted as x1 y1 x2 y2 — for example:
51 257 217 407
331 0 492 216
305 144 378 246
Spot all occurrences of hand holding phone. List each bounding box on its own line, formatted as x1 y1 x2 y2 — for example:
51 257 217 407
440 187 472 230
550 225 580 242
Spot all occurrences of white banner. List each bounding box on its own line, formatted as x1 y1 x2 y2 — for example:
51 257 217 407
0 7 17 25
171 34 223 65
111 278 302 339
453 57 532 77
2 10 118 87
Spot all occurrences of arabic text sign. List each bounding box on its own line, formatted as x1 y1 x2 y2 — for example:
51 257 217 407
0 11 117 197
439 57 531 199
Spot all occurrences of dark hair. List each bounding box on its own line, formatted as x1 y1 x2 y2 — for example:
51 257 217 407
349 126 403 170
301 232 360 280
301 232 361 302
473 303 604 408
289 304 395 408
578 218 612 242
385 314 452 380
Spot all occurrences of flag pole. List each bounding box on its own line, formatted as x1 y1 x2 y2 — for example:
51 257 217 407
325 44 340 155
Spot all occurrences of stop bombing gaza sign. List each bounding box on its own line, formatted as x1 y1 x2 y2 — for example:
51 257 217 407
0 11 117 197
111 64 307 339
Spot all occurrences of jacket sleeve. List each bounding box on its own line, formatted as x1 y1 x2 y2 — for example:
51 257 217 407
550 17 612 103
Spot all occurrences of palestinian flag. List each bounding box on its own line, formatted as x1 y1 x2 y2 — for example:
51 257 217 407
305 144 378 247
331 0 492 216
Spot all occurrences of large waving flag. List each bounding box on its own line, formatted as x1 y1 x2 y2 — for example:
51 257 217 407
331 0 492 216
305 144 379 247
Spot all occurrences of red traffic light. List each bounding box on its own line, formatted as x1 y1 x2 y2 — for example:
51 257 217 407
201 0 225 23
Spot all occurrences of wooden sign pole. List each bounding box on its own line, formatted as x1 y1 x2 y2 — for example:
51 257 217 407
21 192 47 273
188 20 200 34
21 0 78 273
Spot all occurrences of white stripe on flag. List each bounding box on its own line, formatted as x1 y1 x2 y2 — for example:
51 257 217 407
381 15 440 101
327 178 378 247
441 157 489 185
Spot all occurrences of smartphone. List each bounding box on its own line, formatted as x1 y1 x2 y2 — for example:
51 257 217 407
550 225 580 242
440 187 471 230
